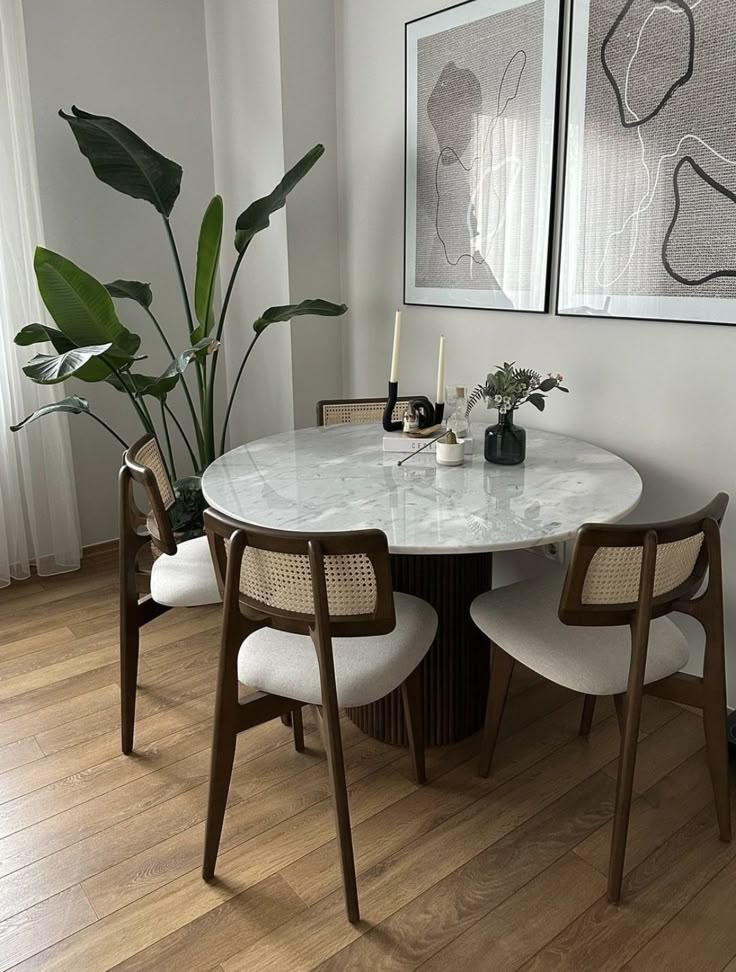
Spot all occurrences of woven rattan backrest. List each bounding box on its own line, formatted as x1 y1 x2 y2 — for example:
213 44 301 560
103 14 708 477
123 434 176 555
317 397 414 427
559 493 728 626
128 436 175 510
581 533 704 605
205 509 396 637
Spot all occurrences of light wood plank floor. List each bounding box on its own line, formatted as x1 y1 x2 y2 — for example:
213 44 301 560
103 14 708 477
1 548 734 970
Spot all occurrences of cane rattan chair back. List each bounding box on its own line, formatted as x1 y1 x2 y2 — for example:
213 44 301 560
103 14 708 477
121 433 176 556
316 397 416 427
559 493 728 628
206 509 396 638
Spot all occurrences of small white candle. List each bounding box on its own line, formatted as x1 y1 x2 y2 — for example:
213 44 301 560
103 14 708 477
436 334 445 403
389 309 402 383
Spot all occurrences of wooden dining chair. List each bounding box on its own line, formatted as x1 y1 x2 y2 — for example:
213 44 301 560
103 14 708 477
118 433 223 754
203 508 438 922
470 493 730 904
316 396 418 426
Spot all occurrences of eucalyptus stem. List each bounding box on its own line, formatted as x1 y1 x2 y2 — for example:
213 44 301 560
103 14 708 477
219 332 259 454
86 412 129 449
144 305 205 462
205 244 249 460
160 401 177 480
162 215 205 405
164 402 199 472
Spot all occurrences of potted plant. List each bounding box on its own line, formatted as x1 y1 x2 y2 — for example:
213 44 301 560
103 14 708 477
466 363 569 465
10 106 347 535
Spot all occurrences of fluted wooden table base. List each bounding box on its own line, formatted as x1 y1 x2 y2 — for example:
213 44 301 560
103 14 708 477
346 552 492 746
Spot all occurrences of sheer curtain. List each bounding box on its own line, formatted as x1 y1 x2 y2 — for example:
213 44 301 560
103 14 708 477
0 0 81 588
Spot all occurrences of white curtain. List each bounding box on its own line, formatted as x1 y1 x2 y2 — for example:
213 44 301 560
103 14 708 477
0 0 81 588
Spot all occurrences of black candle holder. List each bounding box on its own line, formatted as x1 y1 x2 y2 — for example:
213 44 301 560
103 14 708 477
434 402 445 425
382 383 438 432
383 381 403 432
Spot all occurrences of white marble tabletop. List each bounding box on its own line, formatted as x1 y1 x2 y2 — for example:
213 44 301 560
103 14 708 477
202 423 642 555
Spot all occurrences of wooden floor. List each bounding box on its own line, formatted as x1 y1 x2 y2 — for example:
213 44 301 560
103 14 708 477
1 549 735 971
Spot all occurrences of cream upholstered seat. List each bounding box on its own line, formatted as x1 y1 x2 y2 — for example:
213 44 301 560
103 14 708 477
150 535 221 608
470 570 689 696
239 591 437 706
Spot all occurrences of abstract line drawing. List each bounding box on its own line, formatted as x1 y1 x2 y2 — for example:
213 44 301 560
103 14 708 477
558 0 736 326
405 0 562 313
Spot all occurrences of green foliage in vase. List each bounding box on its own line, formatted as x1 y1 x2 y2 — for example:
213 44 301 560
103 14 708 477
466 362 569 417
10 106 348 495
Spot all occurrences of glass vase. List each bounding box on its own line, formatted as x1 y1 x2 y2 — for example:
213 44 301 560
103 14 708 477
484 410 526 465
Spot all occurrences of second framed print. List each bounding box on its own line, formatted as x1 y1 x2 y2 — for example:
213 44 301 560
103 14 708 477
558 0 736 326
404 0 563 313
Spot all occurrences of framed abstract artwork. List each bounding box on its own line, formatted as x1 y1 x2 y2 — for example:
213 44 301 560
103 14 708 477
558 0 736 326
404 0 563 313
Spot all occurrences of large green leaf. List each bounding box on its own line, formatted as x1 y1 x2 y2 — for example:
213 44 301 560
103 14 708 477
23 344 113 384
253 299 348 335
161 337 219 381
34 248 140 359
193 195 223 341
15 323 113 382
10 395 90 432
106 370 179 400
60 106 182 216
234 144 324 253
105 279 153 308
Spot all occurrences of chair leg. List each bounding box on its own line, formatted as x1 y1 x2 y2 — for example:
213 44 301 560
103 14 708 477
479 644 515 778
319 703 360 923
202 721 237 881
292 706 305 753
120 603 140 756
281 712 293 728
401 664 426 784
580 695 596 737
613 693 626 736
608 684 644 903
703 679 731 842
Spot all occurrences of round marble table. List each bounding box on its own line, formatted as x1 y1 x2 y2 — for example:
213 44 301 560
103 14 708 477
202 423 642 745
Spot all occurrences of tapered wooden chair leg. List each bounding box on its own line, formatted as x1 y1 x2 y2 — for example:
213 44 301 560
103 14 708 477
703 685 731 842
608 684 644 903
292 706 305 753
580 695 596 737
478 645 515 778
120 608 140 756
613 693 626 736
401 664 426 784
320 703 360 923
202 725 237 880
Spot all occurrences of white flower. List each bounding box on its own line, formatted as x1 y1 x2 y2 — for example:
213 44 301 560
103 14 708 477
494 394 503 404
503 396 512 405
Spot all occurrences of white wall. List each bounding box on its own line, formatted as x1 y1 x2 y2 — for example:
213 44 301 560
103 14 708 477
335 0 736 697
23 0 216 545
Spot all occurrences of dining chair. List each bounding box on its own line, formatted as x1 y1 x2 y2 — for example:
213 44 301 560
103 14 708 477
316 396 419 426
470 493 730 904
203 508 438 922
118 433 223 755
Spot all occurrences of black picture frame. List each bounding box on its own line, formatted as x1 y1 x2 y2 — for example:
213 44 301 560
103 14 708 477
556 0 736 328
403 0 565 315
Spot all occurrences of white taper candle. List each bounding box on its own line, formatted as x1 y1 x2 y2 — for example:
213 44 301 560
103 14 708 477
389 309 402 382
436 334 445 403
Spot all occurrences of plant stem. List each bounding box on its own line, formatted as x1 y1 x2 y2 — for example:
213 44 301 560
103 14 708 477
104 358 154 434
219 332 259 454
160 401 177 480
143 304 205 461
86 412 129 449
162 215 205 405
205 244 249 460
164 402 199 472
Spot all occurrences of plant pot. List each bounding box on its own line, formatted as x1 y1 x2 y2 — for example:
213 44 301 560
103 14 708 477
484 410 526 465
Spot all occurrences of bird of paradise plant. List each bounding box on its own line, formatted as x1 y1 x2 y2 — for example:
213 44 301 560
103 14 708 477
10 106 347 531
